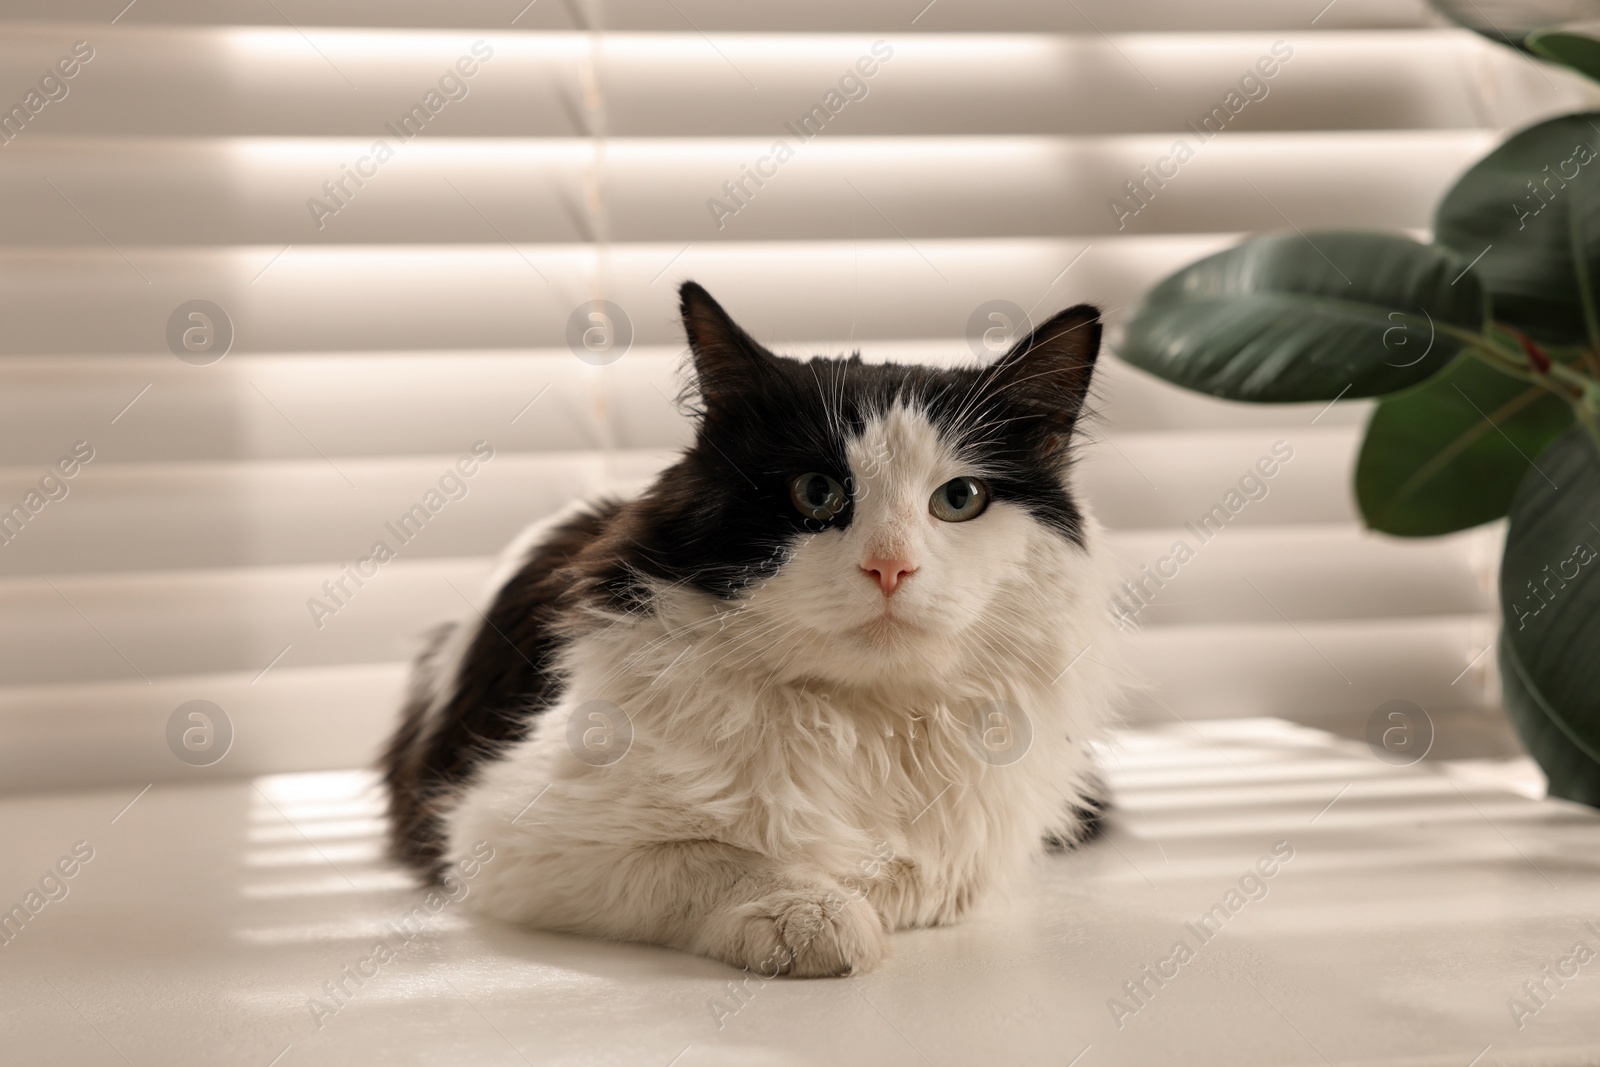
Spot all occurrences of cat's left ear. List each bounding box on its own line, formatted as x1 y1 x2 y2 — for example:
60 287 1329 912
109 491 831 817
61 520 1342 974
678 281 777 412
989 303 1101 431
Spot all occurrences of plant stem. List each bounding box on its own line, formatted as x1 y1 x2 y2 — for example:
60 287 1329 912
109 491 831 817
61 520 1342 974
1455 323 1600 411
1446 325 1600 451
1441 325 1545 385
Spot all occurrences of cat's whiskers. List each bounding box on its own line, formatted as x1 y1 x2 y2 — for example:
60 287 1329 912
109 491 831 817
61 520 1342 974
645 606 799 694
808 361 846 448
590 600 728 679
587 557 789 673
963 611 1058 685
695 613 810 681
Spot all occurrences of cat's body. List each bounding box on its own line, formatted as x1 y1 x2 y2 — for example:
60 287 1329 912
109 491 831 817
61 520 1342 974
382 283 1123 976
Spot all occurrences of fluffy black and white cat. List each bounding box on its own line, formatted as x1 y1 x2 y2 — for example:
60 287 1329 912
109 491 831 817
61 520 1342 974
382 282 1123 977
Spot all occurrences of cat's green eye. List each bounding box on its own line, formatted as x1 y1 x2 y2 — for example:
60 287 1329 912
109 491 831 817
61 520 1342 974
930 477 989 522
790 472 849 523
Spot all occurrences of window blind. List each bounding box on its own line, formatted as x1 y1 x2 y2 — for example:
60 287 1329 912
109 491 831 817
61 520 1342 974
1 0 1593 793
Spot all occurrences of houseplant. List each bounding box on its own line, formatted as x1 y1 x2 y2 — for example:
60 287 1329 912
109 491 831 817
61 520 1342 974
1117 24 1600 805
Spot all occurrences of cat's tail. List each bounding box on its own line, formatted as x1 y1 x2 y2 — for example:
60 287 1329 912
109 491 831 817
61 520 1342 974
1043 769 1111 852
379 621 464 877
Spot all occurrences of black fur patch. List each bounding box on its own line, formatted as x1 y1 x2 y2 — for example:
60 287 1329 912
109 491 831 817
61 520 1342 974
381 500 620 876
1043 795 1110 852
1044 767 1112 852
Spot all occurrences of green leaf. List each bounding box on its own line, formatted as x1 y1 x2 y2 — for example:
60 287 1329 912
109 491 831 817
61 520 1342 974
1356 355 1573 536
1528 27 1600 82
1499 427 1600 803
1500 633 1600 806
1118 232 1486 403
1435 112 1600 346
1427 0 1600 54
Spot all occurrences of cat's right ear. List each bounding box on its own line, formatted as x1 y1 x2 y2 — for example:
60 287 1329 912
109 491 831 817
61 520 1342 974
679 281 775 410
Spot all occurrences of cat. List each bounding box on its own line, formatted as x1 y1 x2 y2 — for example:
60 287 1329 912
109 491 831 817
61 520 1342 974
381 281 1124 977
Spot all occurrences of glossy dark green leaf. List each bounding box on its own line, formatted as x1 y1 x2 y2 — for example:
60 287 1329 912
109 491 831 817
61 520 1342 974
1356 355 1573 536
1118 232 1485 402
1428 0 1600 53
1499 634 1600 806
1435 112 1600 345
1528 27 1600 81
1499 427 1600 800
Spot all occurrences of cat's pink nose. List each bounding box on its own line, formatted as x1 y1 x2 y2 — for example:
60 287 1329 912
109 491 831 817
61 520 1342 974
863 558 917 596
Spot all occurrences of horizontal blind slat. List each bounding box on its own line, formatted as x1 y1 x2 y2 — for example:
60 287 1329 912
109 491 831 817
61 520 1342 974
0 1 1442 33
0 132 1500 245
0 30 1587 136
0 349 1369 466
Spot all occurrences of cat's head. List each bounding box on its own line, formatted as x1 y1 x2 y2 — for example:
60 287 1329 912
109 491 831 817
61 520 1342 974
597 281 1102 685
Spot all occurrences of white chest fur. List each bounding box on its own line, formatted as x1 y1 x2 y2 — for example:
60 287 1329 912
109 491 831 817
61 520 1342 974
444 517 1121 954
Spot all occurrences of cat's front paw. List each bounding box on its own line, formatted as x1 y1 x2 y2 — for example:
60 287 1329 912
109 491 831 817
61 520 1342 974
716 886 888 978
